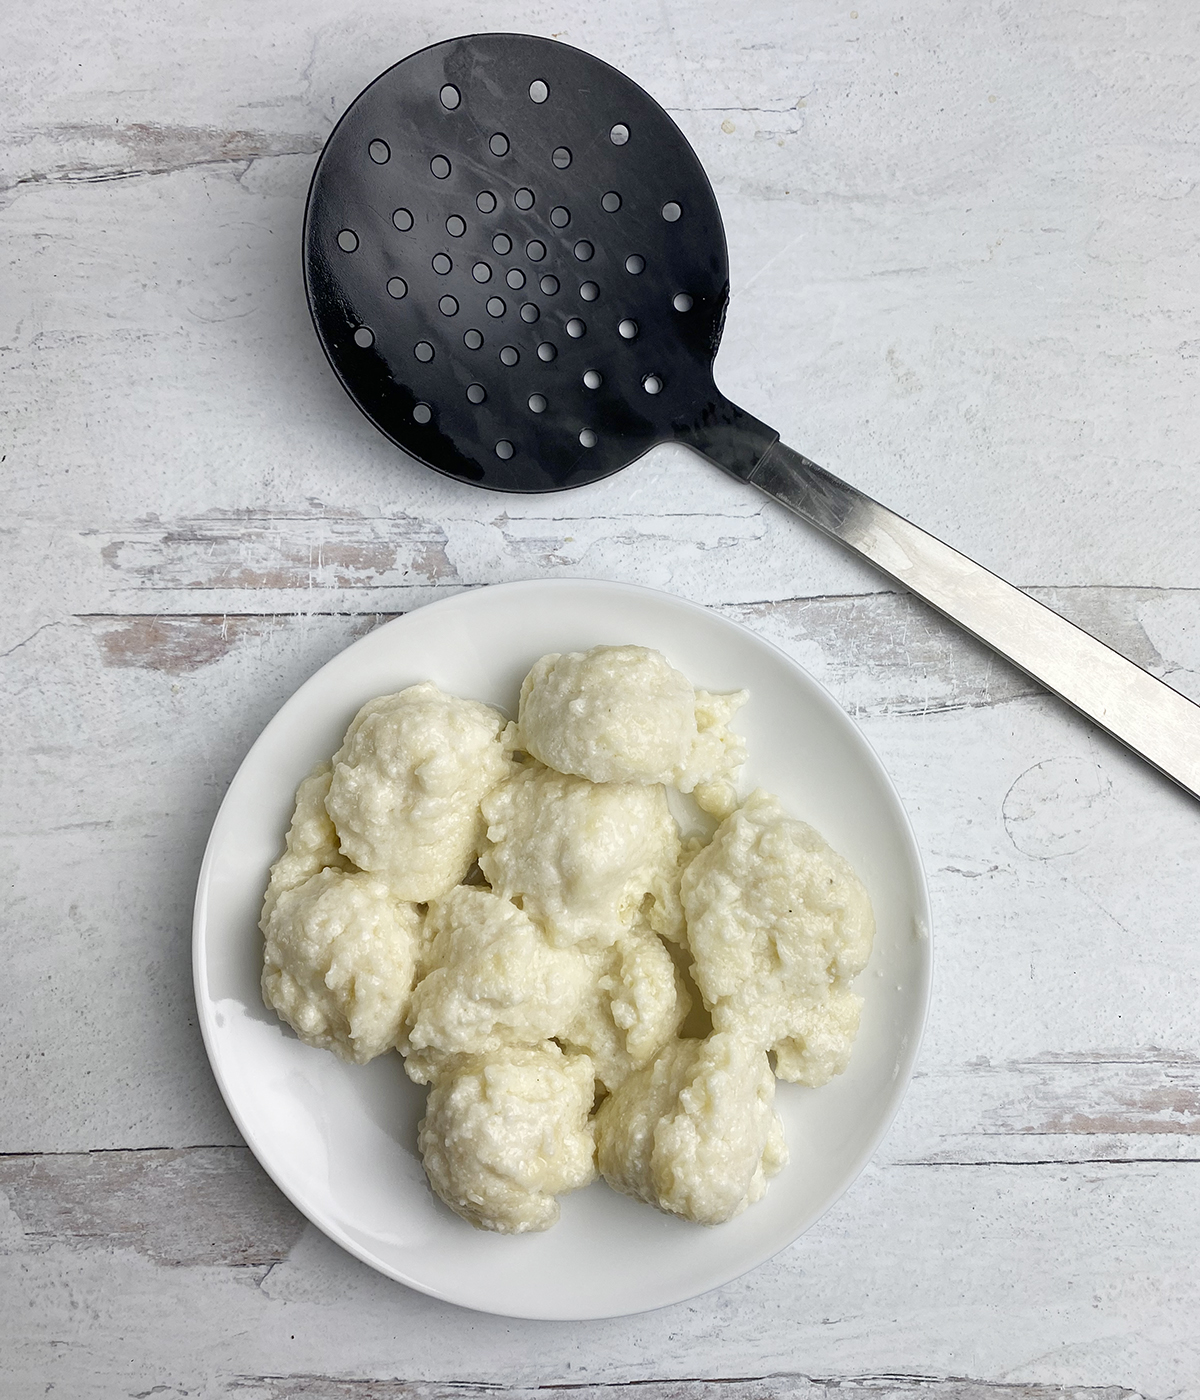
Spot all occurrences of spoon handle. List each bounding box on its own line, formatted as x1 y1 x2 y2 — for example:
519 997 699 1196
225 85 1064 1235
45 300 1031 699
744 438 1200 801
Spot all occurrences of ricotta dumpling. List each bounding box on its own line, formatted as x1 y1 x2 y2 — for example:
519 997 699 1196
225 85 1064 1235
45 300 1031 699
681 789 875 1086
403 886 593 1084
261 761 354 926
479 764 683 948
594 1032 787 1225
517 646 747 804
418 1042 597 1233
261 867 423 1065
325 682 514 901
561 921 692 1093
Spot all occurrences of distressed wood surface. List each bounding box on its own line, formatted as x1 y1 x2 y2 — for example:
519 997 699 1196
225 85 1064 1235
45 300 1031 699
3 0 1199 1397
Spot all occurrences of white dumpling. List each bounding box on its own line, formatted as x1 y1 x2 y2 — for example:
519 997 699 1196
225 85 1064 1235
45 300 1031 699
418 1043 597 1233
261 761 353 926
681 789 874 1086
561 920 692 1093
261 867 423 1064
479 764 683 948
517 646 746 804
594 1032 787 1225
403 886 593 1083
325 682 514 901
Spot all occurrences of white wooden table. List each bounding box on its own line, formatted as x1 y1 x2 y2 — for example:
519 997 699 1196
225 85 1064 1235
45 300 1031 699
3 1 1199 1395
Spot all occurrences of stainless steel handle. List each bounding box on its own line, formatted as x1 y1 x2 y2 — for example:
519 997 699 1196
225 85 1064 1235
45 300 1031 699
747 439 1200 801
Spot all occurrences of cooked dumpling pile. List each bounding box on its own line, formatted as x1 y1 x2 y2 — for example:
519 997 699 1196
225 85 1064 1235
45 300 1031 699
259 649 874 1233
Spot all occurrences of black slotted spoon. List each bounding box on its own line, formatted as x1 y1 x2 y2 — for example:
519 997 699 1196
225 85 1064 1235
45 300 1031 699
304 31 1200 801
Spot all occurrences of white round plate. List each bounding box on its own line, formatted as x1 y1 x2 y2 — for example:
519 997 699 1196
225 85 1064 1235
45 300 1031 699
194 578 931 1319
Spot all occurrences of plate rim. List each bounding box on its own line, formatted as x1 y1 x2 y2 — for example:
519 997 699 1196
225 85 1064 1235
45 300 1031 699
192 577 933 1319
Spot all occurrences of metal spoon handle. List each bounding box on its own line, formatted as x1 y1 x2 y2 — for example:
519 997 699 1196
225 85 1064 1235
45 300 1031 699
746 439 1200 801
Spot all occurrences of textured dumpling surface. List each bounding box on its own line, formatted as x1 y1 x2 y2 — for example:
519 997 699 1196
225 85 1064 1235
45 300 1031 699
418 1042 597 1233
771 985 866 1087
325 682 513 901
403 887 593 1083
261 761 353 926
479 764 683 948
594 1032 786 1225
261 867 423 1064
562 922 691 1092
688 689 750 818
681 789 874 1086
518 645 746 795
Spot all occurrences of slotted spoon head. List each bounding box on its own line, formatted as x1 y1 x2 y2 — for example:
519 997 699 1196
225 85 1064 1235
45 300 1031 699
304 33 772 492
